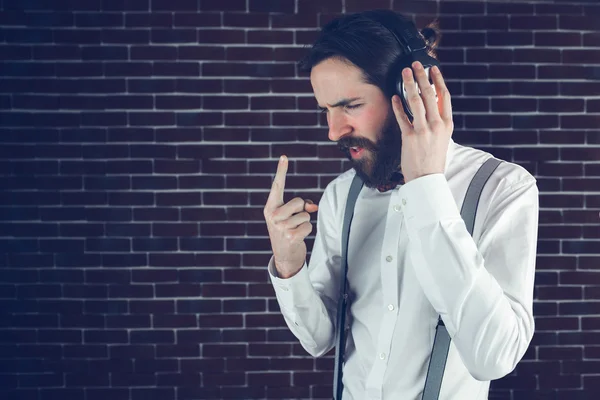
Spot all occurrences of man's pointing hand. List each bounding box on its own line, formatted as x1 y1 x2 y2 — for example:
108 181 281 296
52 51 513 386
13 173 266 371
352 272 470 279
264 155 319 279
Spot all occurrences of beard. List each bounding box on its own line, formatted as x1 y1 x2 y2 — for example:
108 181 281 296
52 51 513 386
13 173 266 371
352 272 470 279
337 109 403 189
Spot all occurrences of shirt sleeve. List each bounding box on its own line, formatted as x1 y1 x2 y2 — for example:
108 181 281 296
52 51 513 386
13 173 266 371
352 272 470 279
267 183 343 358
398 171 538 381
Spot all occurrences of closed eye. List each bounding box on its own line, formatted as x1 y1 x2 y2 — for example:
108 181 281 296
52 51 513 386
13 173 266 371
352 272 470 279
345 104 362 111
318 104 363 113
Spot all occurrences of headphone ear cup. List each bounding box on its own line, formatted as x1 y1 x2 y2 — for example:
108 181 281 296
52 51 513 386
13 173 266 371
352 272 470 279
397 73 413 121
396 67 439 121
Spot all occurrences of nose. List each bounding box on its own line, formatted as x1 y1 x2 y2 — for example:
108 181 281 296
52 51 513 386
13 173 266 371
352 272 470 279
327 110 352 142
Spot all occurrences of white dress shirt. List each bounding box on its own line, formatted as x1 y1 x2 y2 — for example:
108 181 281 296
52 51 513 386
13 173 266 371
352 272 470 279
268 138 539 400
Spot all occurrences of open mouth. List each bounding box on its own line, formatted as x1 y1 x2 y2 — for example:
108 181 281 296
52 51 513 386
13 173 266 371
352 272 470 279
350 146 364 158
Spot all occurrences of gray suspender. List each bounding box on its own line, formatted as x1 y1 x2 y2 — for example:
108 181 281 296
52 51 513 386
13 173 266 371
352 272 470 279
333 157 502 400
333 172 364 400
421 157 501 400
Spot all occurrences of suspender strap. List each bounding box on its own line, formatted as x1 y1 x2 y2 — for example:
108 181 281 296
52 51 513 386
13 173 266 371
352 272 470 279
421 157 501 400
421 317 451 400
334 157 502 400
460 158 502 236
333 174 364 400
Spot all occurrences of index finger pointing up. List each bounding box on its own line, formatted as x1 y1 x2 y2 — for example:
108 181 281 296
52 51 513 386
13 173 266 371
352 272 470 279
266 155 288 210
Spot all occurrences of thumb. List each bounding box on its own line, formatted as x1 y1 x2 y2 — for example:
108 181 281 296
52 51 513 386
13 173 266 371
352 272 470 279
305 199 319 213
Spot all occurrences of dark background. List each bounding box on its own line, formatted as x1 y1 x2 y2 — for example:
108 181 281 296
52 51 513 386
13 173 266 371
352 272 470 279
1 0 599 399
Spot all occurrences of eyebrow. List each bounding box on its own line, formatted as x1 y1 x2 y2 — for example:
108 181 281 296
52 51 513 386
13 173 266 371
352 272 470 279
317 97 362 109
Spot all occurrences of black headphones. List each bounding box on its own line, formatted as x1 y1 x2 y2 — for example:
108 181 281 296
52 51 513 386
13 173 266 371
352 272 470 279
366 12 441 122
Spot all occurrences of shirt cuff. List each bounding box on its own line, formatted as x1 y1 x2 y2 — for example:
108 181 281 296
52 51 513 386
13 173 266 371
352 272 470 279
398 173 462 231
267 255 314 306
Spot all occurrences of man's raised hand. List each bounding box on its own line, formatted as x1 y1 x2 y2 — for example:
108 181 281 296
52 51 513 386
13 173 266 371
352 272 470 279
392 61 453 183
263 155 319 279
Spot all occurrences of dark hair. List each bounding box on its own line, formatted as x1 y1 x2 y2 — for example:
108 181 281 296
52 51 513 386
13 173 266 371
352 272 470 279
298 9 442 99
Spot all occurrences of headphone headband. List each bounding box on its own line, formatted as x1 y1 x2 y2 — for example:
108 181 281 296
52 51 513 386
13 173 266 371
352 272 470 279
363 12 426 53
362 11 441 121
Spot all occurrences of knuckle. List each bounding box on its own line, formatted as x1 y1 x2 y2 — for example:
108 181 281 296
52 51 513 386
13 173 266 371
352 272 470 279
271 208 280 220
431 120 445 131
279 219 292 230
289 213 309 228
296 197 306 210
423 85 435 96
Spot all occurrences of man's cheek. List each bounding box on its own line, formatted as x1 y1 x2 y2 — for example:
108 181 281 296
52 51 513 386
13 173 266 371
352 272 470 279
361 108 387 135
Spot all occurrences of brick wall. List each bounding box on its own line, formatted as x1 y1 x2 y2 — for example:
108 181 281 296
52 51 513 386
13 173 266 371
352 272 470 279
0 0 599 399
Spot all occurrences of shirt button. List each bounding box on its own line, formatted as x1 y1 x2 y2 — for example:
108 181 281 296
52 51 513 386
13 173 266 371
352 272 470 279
386 255 393 262
379 353 386 360
388 304 394 311
393 204 401 212
402 198 407 206
281 287 289 292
